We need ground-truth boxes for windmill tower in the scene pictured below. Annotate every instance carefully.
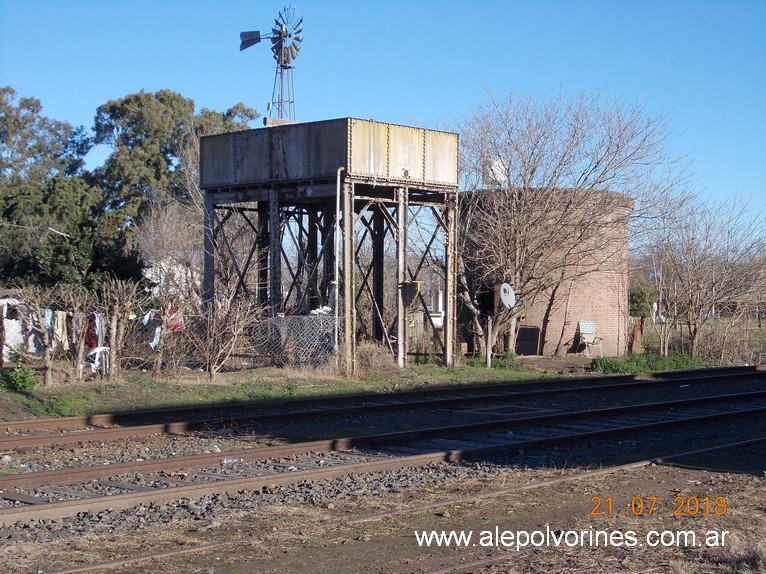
[240,5,304,123]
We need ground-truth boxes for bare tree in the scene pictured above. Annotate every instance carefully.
[16,285,57,386]
[100,278,144,380]
[57,283,95,382]
[183,296,261,383]
[455,91,688,356]
[646,199,765,357]
[138,201,203,303]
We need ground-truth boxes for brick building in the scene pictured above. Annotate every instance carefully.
[460,190,631,357]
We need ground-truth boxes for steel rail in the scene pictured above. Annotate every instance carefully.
[2,388,766,491]
[2,406,764,527]
[40,434,766,574]
[1,391,764,525]
[4,365,763,432]
[3,368,765,450]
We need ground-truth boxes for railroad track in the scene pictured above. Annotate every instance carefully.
[3,365,765,450]
[30,436,766,574]
[1,387,764,526]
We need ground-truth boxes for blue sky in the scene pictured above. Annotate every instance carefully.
[1,0,764,210]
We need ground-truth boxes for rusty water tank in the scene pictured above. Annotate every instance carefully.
[200,118,458,194]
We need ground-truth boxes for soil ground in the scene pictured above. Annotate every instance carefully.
[6,451,763,574]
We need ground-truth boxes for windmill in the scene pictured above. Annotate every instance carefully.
[240,5,304,123]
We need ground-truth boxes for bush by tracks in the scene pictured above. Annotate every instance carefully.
[591,354,705,374]
[0,368,39,392]
[464,353,522,370]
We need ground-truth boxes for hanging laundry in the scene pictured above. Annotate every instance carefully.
[142,309,161,349]
[164,307,185,331]
[44,309,55,342]
[54,310,69,351]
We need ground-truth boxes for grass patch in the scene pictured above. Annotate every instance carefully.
[1,361,562,420]
[3,351,709,421]
[591,354,705,375]
[24,395,92,418]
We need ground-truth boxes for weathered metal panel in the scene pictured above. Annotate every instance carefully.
[308,120,349,178]
[348,119,387,180]
[236,129,271,184]
[388,123,424,181]
[270,122,309,181]
[201,118,458,190]
[200,133,234,187]
[424,129,459,185]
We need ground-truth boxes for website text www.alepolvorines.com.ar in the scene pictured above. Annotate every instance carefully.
[414,525,730,551]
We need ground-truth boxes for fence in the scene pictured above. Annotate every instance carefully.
[119,309,343,377]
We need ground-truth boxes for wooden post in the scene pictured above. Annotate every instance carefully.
[486,315,493,369]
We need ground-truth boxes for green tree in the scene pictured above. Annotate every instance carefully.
[0,86,89,187]
[630,282,658,318]
[1,86,256,288]
[0,175,141,286]
[94,90,258,218]
[1,86,103,286]
[94,89,195,214]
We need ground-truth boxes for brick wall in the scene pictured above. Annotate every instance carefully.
[459,189,632,358]
[515,208,630,357]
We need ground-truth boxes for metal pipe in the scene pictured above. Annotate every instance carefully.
[334,167,344,366]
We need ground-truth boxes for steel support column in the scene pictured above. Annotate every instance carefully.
[202,195,216,304]
[396,187,408,368]
[444,192,458,367]
[342,182,356,373]
[257,202,270,307]
[269,190,282,317]
[372,205,386,342]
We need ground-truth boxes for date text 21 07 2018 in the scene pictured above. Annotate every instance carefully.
[590,496,727,517]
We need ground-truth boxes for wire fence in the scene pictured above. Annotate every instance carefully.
[122,311,341,377]
[3,299,343,381]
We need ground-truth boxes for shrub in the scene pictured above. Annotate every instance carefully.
[492,353,520,370]
[590,357,634,374]
[464,353,521,370]
[591,354,705,375]
[1,368,40,392]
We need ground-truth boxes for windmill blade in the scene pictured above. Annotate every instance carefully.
[288,44,298,62]
[291,39,302,52]
[239,30,262,51]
